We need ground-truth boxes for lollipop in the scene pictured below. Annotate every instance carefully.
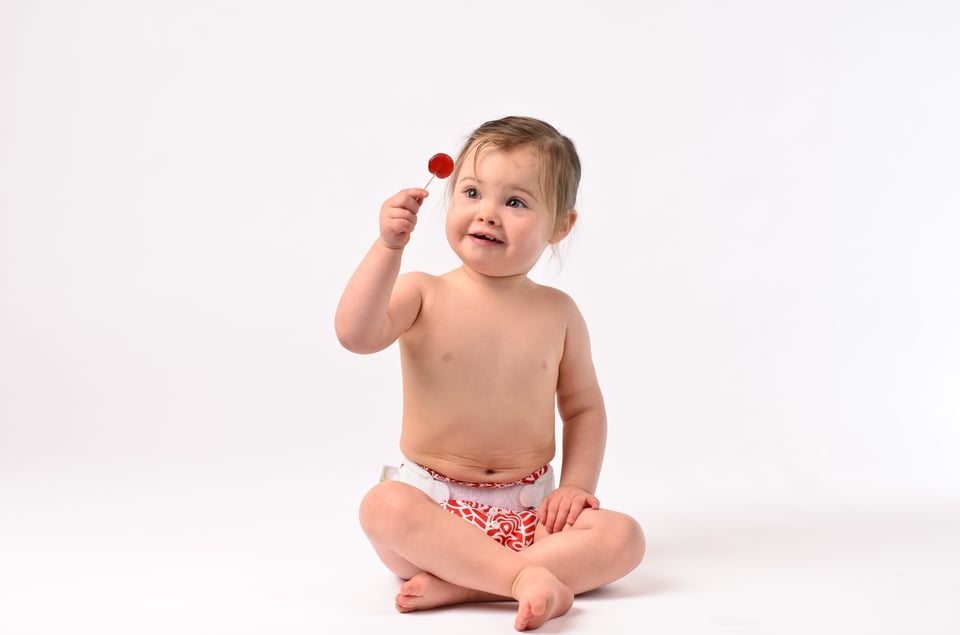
[423,152,454,191]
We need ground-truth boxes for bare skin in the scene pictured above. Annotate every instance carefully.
[396,507,644,613]
[337,143,645,630]
[367,481,643,626]
[360,480,582,630]
[405,568,573,631]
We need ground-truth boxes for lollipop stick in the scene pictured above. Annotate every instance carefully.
[415,176,435,205]
[422,174,436,191]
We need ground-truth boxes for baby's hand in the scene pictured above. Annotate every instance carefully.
[537,486,600,534]
[379,188,429,250]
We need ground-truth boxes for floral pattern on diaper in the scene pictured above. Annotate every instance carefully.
[441,500,539,552]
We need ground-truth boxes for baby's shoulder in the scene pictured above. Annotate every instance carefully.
[528,281,580,311]
[395,270,441,293]
[397,270,436,285]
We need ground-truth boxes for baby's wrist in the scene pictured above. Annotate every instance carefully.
[377,236,406,251]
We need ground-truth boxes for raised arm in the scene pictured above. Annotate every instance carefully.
[334,188,428,354]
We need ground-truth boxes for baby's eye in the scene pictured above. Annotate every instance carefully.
[506,197,527,209]
[464,187,478,199]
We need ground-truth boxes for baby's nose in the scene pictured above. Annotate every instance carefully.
[476,206,500,225]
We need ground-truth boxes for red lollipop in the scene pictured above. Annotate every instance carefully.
[423,152,454,191]
[428,153,454,179]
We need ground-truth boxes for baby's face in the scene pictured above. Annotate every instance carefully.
[445,144,555,279]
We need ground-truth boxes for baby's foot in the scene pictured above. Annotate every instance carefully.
[511,565,574,631]
[396,572,500,612]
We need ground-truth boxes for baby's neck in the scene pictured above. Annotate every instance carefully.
[451,265,535,293]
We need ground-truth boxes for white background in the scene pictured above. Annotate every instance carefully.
[2,1,959,633]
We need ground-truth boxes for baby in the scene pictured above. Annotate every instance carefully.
[335,116,645,631]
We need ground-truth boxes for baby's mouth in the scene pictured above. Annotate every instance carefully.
[471,232,502,243]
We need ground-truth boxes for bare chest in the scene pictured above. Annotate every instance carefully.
[401,294,566,391]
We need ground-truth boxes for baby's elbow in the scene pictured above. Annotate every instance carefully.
[335,321,385,354]
[336,331,360,353]
[334,316,362,352]
[335,325,369,354]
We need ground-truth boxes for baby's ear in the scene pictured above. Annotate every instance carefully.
[550,209,578,244]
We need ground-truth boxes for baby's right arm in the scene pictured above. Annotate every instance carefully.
[334,188,428,354]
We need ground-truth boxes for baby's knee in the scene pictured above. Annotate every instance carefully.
[626,516,646,566]
[358,480,421,537]
[607,512,646,567]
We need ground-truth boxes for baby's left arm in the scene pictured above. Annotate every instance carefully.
[539,299,607,533]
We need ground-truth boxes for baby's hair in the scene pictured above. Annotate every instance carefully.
[448,116,581,233]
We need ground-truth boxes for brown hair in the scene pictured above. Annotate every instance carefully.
[448,116,581,233]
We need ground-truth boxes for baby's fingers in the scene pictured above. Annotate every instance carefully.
[563,493,599,527]
[380,189,429,217]
[542,496,570,534]
[395,188,429,211]
[538,497,558,533]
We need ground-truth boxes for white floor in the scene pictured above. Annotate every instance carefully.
[2,462,958,635]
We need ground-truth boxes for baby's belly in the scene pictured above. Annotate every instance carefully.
[400,423,556,484]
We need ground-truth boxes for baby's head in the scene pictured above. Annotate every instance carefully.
[449,116,581,235]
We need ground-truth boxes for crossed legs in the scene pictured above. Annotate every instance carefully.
[359,480,645,631]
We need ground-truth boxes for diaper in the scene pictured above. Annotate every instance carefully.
[381,459,555,551]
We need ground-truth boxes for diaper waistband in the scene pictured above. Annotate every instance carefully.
[389,459,555,512]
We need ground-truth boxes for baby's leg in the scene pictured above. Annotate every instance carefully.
[359,480,573,630]
[523,507,645,594]
[396,567,571,632]
[395,507,644,610]
[396,571,497,612]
